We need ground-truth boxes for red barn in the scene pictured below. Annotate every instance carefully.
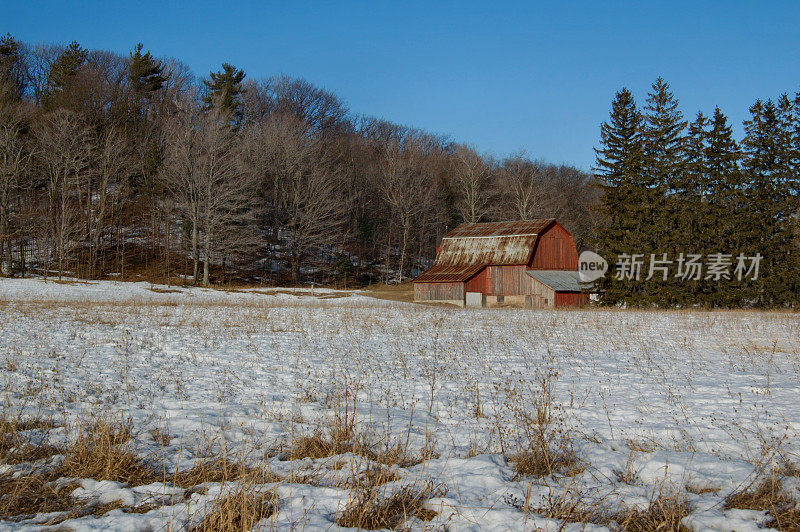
[413,219,588,308]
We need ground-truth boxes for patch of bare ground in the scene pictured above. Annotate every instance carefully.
[360,282,414,303]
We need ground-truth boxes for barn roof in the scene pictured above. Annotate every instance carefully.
[414,219,556,283]
[526,270,583,292]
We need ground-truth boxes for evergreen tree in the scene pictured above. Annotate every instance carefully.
[678,111,709,305]
[592,88,646,305]
[742,99,799,306]
[44,41,87,108]
[202,63,246,127]
[641,78,686,305]
[704,108,747,306]
[0,33,24,103]
[128,43,168,98]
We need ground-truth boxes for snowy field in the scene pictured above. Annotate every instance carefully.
[1,278,799,530]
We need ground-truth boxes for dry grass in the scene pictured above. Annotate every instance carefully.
[361,282,414,303]
[0,415,59,465]
[336,481,439,530]
[725,475,800,531]
[286,429,364,461]
[611,490,691,531]
[57,417,162,486]
[0,472,77,520]
[0,412,284,525]
[502,370,583,479]
[172,457,281,489]
[507,482,691,531]
[192,488,278,532]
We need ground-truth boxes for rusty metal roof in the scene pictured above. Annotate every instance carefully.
[526,270,583,292]
[413,264,484,283]
[414,219,556,283]
[442,219,554,239]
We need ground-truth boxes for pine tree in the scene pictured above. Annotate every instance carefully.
[128,43,168,98]
[202,63,246,127]
[44,41,87,109]
[742,99,799,306]
[679,111,709,305]
[0,33,24,103]
[641,78,686,305]
[704,108,746,306]
[592,88,646,305]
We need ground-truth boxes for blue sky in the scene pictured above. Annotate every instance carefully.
[3,1,799,170]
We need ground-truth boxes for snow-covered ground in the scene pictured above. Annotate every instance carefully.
[1,278,799,530]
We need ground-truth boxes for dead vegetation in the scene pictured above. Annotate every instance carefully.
[0,473,77,521]
[172,457,281,488]
[0,415,59,464]
[0,411,284,526]
[507,482,691,531]
[499,369,583,479]
[336,479,440,530]
[724,474,800,531]
[192,488,278,532]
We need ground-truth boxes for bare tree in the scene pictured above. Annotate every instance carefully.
[35,109,93,278]
[379,135,438,282]
[242,114,347,282]
[266,75,349,135]
[0,108,31,275]
[21,42,62,105]
[86,126,131,278]
[495,153,551,221]
[451,145,491,223]
[163,107,258,286]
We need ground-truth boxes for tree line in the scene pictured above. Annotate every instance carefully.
[594,78,800,307]
[0,35,597,286]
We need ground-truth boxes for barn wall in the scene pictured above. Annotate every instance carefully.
[465,267,489,294]
[527,278,556,308]
[484,265,535,296]
[529,223,579,270]
[554,292,589,307]
[414,282,465,303]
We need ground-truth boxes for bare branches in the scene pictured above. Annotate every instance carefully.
[243,113,347,282]
[451,145,491,224]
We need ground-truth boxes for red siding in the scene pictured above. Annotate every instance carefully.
[465,267,489,293]
[529,223,578,270]
[554,292,589,307]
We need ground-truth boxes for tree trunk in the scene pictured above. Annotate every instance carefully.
[202,232,211,286]
[0,201,8,275]
[192,218,199,284]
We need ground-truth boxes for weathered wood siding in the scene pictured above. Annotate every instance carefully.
[414,282,465,302]
[485,265,533,295]
[529,223,578,270]
[527,278,556,308]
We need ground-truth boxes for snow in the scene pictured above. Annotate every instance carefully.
[1,278,799,530]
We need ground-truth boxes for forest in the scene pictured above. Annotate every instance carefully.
[594,79,800,307]
[0,35,597,287]
[0,34,797,306]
